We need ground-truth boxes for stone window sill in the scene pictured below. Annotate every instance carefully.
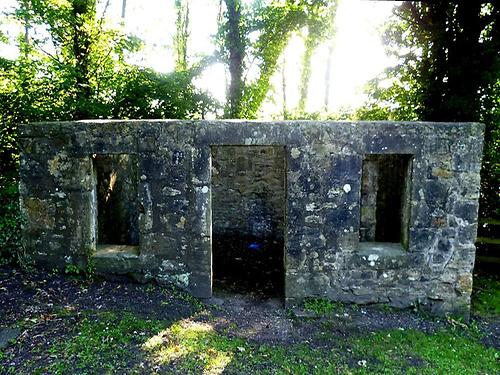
[354,242,408,269]
[359,242,406,257]
[92,244,140,275]
[94,244,139,259]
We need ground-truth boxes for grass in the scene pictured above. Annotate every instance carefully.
[303,297,344,315]
[4,309,496,374]
[472,274,500,317]
[352,329,499,374]
[161,285,206,313]
[142,320,345,374]
[44,312,164,374]
[476,236,500,245]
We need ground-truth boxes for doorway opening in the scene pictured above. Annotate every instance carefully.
[211,146,285,298]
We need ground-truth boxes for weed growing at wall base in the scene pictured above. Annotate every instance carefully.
[303,297,344,315]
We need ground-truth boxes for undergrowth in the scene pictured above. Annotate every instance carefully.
[0,175,24,267]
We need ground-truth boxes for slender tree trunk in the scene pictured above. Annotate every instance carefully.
[281,55,287,119]
[72,0,96,120]
[323,42,333,113]
[174,0,190,71]
[121,0,127,19]
[217,0,223,26]
[224,0,244,118]
[18,0,31,58]
[297,33,316,114]
[24,18,29,50]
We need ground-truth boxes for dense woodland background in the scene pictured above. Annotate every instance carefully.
[0,0,499,265]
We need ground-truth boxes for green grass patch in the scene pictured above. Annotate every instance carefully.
[142,319,500,374]
[472,274,500,317]
[44,312,164,374]
[142,319,346,374]
[476,236,500,245]
[479,218,500,225]
[351,328,499,374]
[303,297,343,315]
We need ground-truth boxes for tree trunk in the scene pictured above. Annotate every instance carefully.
[323,42,333,113]
[121,0,127,19]
[174,0,190,71]
[224,0,244,118]
[297,32,316,114]
[18,0,31,58]
[281,55,287,119]
[418,1,485,122]
[72,0,95,120]
[446,0,483,121]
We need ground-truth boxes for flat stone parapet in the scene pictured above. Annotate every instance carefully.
[19,120,485,319]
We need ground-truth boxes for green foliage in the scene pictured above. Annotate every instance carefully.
[367,1,500,123]
[218,0,334,118]
[354,77,420,122]
[297,1,337,113]
[472,274,500,317]
[111,66,218,120]
[0,176,23,267]
[303,297,342,315]
[0,0,216,129]
[352,328,499,374]
[63,257,95,279]
[478,80,500,217]
[63,264,83,276]
[174,0,190,71]
[162,285,206,312]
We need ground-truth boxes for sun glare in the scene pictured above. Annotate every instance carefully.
[0,0,400,116]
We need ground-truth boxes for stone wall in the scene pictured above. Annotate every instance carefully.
[19,120,485,318]
[211,146,285,241]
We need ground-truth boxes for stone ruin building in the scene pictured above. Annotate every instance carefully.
[19,120,484,318]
